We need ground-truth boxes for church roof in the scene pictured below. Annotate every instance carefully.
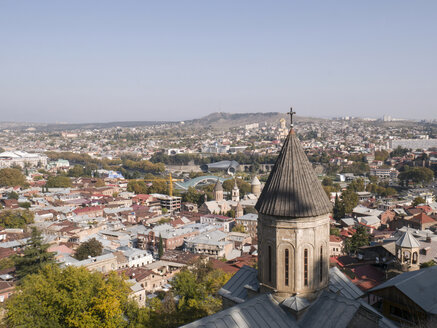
[251,176,261,186]
[255,129,332,218]
[395,229,421,248]
[185,266,396,328]
[181,293,298,328]
[213,180,223,192]
[218,265,258,304]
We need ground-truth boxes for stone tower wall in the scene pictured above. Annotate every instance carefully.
[258,213,330,298]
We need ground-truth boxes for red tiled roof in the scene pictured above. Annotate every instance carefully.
[411,212,436,224]
[73,206,103,215]
[330,235,342,243]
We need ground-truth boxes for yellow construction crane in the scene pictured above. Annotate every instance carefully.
[144,173,183,197]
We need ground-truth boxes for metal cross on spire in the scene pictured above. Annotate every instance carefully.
[287,107,296,128]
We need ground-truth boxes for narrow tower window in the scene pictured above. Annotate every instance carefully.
[268,246,272,282]
[285,249,289,286]
[304,248,308,287]
[320,246,323,282]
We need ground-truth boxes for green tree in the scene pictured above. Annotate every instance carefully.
[322,177,333,186]
[14,228,56,280]
[182,187,204,207]
[232,223,246,233]
[347,178,365,192]
[222,179,251,196]
[94,178,106,187]
[7,191,19,199]
[344,226,370,254]
[46,175,72,188]
[420,260,436,269]
[0,168,26,187]
[170,260,230,326]
[74,238,103,260]
[6,264,137,328]
[374,150,389,161]
[127,180,148,194]
[412,196,426,207]
[399,167,434,186]
[0,209,34,229]
[333,194,345,220]
[390,146,410,157]
[341,189,359,213]
[158,234,164,258]
[68,165,85,177]
[330,227,340,236]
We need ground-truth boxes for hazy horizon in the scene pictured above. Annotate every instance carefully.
[1,1,436,123]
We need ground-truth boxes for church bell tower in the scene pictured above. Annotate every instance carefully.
[255,109,333,299]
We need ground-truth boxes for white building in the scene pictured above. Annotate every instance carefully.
[0,151,48,168]
[119,247,154,268]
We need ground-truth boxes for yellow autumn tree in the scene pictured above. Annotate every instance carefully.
[6,264,142,328]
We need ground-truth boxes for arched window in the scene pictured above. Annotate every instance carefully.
[285,249,289,286]
[304,248,308,287]
[320,246,323,282]
[268,245,272,282]
[412,252,418,264]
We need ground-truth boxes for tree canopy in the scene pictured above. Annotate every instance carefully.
[74,238,103,260]
[0,168,26,187]
[0,209,34,229]
[46,175,73,188]
[344,226,370,254]
[340,189,359,213]
[412,196,426,207]
[14,228,56,280]
[399,167,434,185]
[222,179,251,196]
[6,264,135,328]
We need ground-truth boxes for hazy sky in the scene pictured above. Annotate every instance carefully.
[1,1,436,123]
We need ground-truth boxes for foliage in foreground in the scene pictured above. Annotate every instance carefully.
[6,265,135,328]
[5,258,232,328]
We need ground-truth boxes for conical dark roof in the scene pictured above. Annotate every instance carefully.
[213,180,223,192]
[255,129,332,218]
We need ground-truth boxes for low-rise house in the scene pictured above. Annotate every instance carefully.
[73,206,104,217]
[118,246,154,268]
[200,214,234,232]
[369,266,437,326]
[235,214,258,238]
[68,253,119,273]
[184,230,234,260]
[407,212,436,230]
[329,235,344,257]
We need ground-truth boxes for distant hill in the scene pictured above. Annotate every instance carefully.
[182,112,326,130]
[0,111,327,131]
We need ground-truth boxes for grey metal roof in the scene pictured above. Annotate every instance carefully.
[299,290,397,328]
[299,291,361,328]
[218,265,259,304]
[181,293,298,328]
[370,265,437,314]
[255,129,332,218]
[282,295,311,312]
[328,267,364,300]
[395,229,421,248]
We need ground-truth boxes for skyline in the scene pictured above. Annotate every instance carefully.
[1,1,437,123]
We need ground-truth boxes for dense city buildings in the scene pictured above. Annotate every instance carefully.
[0,113,436,327]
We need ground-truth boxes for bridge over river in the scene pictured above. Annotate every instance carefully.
[174,175,226,191]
